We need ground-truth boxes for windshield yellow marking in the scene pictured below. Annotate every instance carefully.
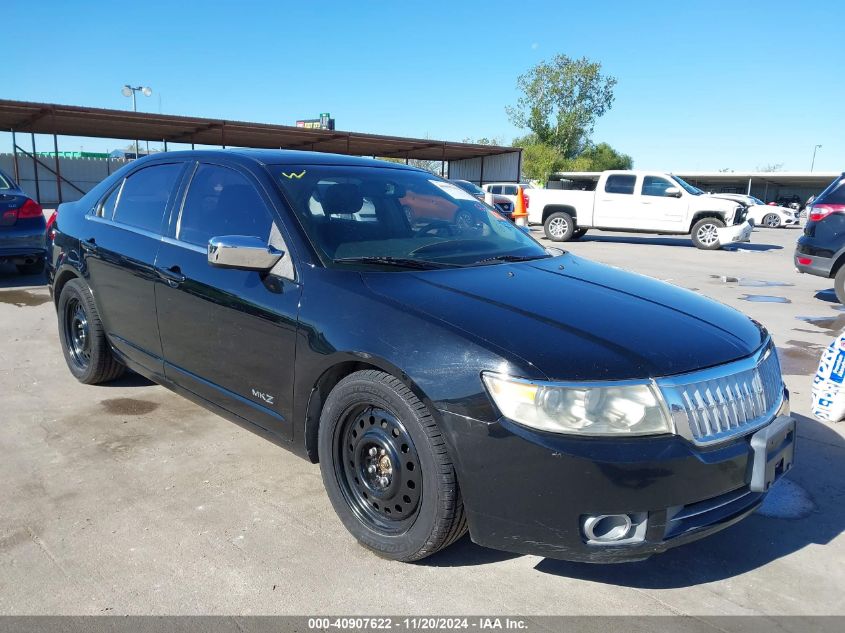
[281,170,306,179]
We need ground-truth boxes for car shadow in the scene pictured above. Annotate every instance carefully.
[98,371,156,388]
[0,263,48,289]
[417,533,521,567]
[531,413,843,588]
[815,288,838,304]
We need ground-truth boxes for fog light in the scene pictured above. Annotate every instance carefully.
[797,257,812,265]
[583,514,633,542]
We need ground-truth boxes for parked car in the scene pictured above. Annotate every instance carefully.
[50,150,793,564]
[481,182,535,206]
[0,167,46,274]
[450,179,514,220]
[710,193,799,228]
[794,173,845,301]
[777,195,802,210]
[523,171,751,250]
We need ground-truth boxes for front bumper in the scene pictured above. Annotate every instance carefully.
[717,220,752,245]
[439,395,792,563]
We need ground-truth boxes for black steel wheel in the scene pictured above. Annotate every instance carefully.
[336,406,423,532]
[318,370,467,561]
[57,278,125,384]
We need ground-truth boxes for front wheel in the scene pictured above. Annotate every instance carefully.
[762,213,782,228]
[543,211,575,242]
[691,217,725,250]
[318,370,467,561]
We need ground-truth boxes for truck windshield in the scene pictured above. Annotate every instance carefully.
[671,176,704,195]
[273,165,549,270]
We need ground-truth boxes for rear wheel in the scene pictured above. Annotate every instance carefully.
[57,279,125,384]
[762,213,781,228]
[691,217,725,250]
[835,266,845,305]
[318,370,467,561]
[543,212,575,242]
[16,259,45,275]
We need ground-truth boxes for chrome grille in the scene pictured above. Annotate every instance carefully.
[657,343,783,445]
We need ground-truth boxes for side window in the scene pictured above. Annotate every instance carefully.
[503,185,518,196]
[97,180,124,219]
[178,164,274,247]
[113,163,183,233]
[604,175,636,195]
[641,176,674,197]
[489,185,503,194]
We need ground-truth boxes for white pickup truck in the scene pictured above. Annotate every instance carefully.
[524,171,752,250]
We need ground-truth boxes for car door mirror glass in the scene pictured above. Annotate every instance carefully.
[207,235,283,271]
[664,187,682,198]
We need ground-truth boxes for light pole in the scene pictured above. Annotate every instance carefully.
[811,144,822,172]
[122,85,152,159]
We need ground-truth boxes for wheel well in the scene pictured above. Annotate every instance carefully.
[831,252,845,277]
[304,360,382,463]
[53,268,81,305]
[542,205,577,224]
[689,212,725,233]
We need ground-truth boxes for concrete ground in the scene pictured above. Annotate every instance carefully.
[0,224,843,619]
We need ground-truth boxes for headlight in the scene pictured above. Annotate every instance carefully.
[481,373,672,436]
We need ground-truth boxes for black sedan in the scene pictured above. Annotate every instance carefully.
[0,167,46,274]
[49,150,793,563]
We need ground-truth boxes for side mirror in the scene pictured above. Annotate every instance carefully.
[664,187,682,198]
[207,235,283,271]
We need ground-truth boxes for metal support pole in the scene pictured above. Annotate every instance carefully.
[747,177,752,196]
[53,133,63,203]
[479,155,485,186]
[31,133,41,204]
[164,140,168,152]
[11,130,20,182]
[405,154,409,165]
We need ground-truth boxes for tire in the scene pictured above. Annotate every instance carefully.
[571,228,588,240]
[543,211,575,242]
[762,213,782,228]
[16,259,45,275]
[691,217,725,250]
[318,370,467,562]
[57,278,125,384]
[454,209,474,230]
[835,266,845,305]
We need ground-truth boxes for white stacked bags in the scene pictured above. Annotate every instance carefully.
[812,331,845,422]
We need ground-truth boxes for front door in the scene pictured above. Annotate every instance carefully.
[154,161,300,439]
[83,161,187,376]
[637,175,688,231]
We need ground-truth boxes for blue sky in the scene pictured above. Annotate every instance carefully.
[4,0,844,171]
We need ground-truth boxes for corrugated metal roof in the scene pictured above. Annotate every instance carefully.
[0,99,517,162]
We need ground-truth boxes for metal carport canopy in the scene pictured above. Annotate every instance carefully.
[0,99,515,161]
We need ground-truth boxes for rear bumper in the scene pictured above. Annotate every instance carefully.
[438,395,791,563]
[795,238,834,277]
[0,221,46,263]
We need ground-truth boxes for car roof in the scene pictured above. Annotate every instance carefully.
[135,148,423,170]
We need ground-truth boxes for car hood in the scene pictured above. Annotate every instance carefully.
[361,254,765,381]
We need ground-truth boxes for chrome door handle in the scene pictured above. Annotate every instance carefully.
[156,265,186,286]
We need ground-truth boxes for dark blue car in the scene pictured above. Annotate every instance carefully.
[48,150,794,563]
[0,167,46,274]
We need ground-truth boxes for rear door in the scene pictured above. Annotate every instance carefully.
[83,161,187,376]
[155,161,301,439]
[593,174,640,228]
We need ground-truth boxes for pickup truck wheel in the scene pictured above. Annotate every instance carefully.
[571,228,588,240]
[762,213,781,228]
[691,217,725,250]
[318,370,467,562]
[543,212,575,242]
[57,278,125,384]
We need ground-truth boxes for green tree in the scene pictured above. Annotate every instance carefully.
[559,143,632,171]
[520,143,564,185]
[506,54,617,158]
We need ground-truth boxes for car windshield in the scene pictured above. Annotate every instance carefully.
[452,180,485,197]
[670,176,704,195]
[749,196,765,205]
[273,165,549,270]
